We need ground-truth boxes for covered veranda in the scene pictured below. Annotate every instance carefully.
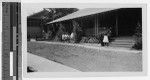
[46,8,142,48]
[47,8,141,37]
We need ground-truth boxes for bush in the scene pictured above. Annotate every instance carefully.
[36,38,44,41]
[80,37,89,43]
[87,37,99,43]
[96,34,103,43]
[132,37,142,50]
[132,22,142,50]
[43,31,53,40]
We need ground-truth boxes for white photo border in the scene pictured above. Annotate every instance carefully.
[22,3,147,78]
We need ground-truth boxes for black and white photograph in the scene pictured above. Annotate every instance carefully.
[17,2,147,78]
[0,0,149,80]
[25,3,145,74]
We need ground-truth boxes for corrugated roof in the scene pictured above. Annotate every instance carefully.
[47,8,118,24]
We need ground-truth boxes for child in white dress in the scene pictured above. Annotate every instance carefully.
[103,34,109,46]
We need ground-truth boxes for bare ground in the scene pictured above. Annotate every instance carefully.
[27,41,142,72]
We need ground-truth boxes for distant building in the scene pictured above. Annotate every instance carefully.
[27,9,50,39]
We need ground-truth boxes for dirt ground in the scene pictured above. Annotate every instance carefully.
[27,41,142,72]
[27,53,80,72]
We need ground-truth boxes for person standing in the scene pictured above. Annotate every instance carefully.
[103,27,110,46]
[103,34,109,46]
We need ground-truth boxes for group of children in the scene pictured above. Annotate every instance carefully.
[61,32,75,42]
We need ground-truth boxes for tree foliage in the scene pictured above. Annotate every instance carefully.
[54,23,66,41]
[41,8,78,23]
[71,20,83,43]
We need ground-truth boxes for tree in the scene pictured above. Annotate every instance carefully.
[54,23,66,41]
[71,20,83,43]
[41,8,78,23]
[40,8,78,40]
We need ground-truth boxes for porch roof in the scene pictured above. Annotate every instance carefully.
[47,8,118,24]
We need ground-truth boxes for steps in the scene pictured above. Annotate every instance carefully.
[109,37,135,48]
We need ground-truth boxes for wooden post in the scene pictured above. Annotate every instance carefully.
[115,11,118,36]
[94,14,99,36]
[94,15,96,35]
[97,14,99,35]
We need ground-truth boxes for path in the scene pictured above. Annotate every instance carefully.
[27,53,80,72]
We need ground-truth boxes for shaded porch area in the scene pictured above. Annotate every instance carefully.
[44,8,142,49]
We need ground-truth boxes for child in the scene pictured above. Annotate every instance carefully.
[103,33,109,46]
